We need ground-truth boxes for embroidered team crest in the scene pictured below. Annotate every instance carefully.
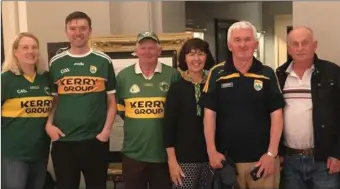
[159,81,169,92]
[129,84,140,93]
[254,79,263,91]
[90,65,97,74]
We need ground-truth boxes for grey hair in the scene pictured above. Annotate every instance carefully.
[227,21,258,41]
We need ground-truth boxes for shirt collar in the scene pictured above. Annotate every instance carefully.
[285,61,315,74]
[224,56,263,73]
[135,61,162,74]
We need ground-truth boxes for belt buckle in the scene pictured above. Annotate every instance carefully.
[298,149,312,156]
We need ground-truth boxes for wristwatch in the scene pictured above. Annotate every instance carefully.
[266,151,277,158]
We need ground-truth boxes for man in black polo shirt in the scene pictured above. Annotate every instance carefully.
[201,21,284,189]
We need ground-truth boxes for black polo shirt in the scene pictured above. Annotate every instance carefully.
[201,58,284,163]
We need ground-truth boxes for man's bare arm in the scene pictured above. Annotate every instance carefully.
[204,108,217,153]
[101,93,117,133]
[46,96,58,126]
[268,109,283,156]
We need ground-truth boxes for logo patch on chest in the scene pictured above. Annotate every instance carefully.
[130,84,140,93]
[159,81,169,92]
[90,65,97,74]
[254,79,263,91]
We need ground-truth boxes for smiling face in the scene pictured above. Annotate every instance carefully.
[287,27,317,62]
[135,39,161,65]
[228,28,258,61]
[14,36,39,66]
[65,18,92,48]
[185,49,206,73]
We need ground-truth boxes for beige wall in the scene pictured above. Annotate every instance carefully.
[262,2,292,68]
[110,2,185,35]
[293,2,340,65]
[274,14,292,68]
[2,1,111,61]
[2,1,185,62]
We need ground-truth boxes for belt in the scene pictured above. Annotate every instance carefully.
[285,147,314,156]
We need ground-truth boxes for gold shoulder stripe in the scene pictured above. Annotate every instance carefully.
[244,73,270,80]
[203,62,225,92]
[217,73,240,81]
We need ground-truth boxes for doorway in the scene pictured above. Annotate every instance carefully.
[214,19,238,63]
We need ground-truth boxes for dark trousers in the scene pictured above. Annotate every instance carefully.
[1,157,47,189]
[51,138,109,189]
[122,154,171,189]
[280,155,340,189]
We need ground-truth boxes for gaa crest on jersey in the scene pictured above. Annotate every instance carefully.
[90,65,97,74]
[129,84,140,93]
[159,81,169,92]
[254,79,263,91]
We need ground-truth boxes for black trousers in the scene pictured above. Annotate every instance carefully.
[51,138,109,189]
[122,154,171,189]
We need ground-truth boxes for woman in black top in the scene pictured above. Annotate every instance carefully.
[163,38,215,189]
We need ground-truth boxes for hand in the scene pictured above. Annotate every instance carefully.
[208,150,225,169]
[279,156,284,171]
[168,159,185,186]
[255,153,276,178]
[96,129,110,142]
[327,157,340,174]
[45,124,65,142]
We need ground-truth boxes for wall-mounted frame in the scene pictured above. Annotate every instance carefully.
[89,32,193,75]
[89,32,193,53]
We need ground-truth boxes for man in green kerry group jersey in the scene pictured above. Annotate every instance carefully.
[116,31,181,189]
[45,11,117,189]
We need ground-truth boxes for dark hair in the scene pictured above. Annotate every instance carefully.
[65,11,92,28]
[178,38,215,71]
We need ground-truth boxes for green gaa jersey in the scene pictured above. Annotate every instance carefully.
[117,62,181,163]
[49,49,116,141]
[1,71,52,161]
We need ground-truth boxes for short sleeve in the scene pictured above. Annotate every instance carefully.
[171,70,181,84]
[200,69,219,111]
[1,73,9,105]
[106,59,116,94]
[265,68,285,113]
[49,62,58,96]
[115,73,125,119]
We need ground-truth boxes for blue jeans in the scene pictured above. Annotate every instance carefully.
[1,157,47,189]
[280,155,340,189]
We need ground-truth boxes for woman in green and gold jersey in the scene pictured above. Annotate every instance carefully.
[1,32,53,189]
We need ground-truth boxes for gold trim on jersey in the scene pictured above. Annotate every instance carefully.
[56,76,106,94]
[2,96,53,118]
[216,73,240,81]
[23,72,37,83]
[124,97,166,119]
[117,104,125,111]
[244,73,270,80]
[203,62,225,93]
